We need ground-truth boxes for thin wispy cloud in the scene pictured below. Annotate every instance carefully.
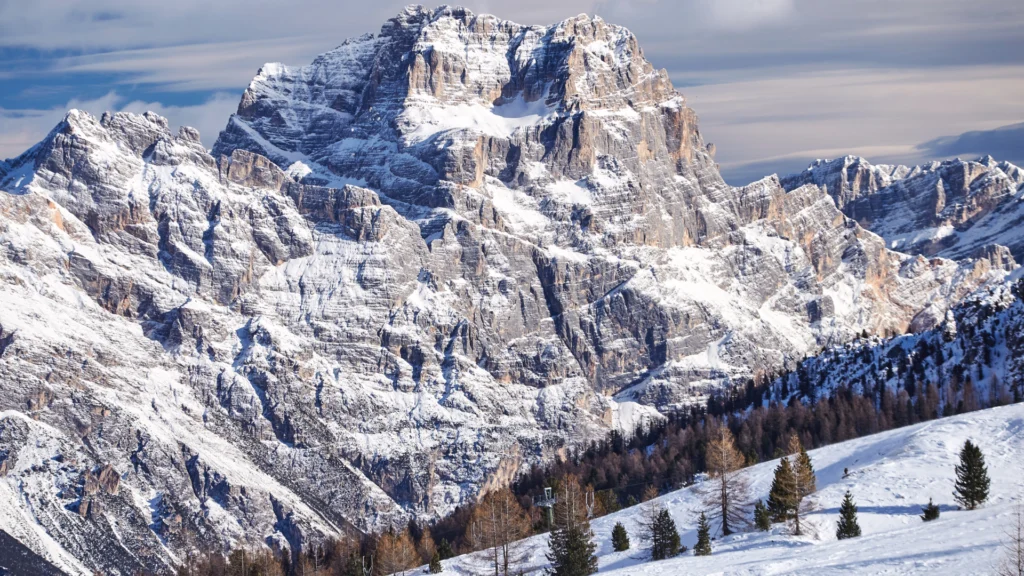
[1,0,1022,182]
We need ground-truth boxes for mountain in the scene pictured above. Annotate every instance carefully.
[0,529,68,576]
[435,402,1024,575]
[773,278,1024,407]
[0,6,1017,574]
[782,155,1024,262]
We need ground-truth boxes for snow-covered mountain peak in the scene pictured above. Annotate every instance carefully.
[0,7,1020,574]
[784,155,1024,261]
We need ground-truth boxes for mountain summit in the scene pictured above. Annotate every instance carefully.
[0,6,1016,574]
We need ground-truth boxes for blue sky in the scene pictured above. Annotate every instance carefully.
[2,0,1023,184]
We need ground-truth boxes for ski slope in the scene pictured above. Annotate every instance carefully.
[435,403,1024,575]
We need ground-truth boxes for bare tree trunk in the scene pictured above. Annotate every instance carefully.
[998,505,1024,576]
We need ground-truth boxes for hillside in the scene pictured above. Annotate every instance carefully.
[436,403,1024,575]
[772,277,1024,408]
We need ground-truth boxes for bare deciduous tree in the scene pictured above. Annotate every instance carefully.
[998,505,1024,576]
[701,426,750,535]
[375,529,418,576]
[466,486,532,576]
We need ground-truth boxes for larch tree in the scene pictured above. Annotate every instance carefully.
[546,474,598,576]
[417,527,437,565]
[997,505,1024,576]
[376,529,418,576]
[702,426,750,536]
[467,486,533,576]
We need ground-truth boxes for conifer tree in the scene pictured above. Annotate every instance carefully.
[953,439,990,510]
[921,498,940,522]
[835,491,861,540]
[789,437,817,535]
[428,551,442,574]
[753,500,772,531]
[611,522,630,552]
[702,427,750,536]
[650,509,681,560]
[767,457,795,522]
[546,475,598,576]
[693,512,713,556]
[437,538,455,560]
[766,437,816,535]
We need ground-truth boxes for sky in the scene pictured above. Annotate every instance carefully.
[1,0,1023,185]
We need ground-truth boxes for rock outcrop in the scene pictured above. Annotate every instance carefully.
[0,6,1015,574]
[783,155,1024,261]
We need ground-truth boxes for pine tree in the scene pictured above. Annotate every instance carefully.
[767,457,795,522]
[429,551,442,574]
[753,499,772,531]
[921,498,940,522]
[650,509,681,560]
[611,522,630,552]
[693,512,713,556]
[835,491,861,539]
[766,437,816,535]
[546,475,598,576]
[437,538,455,560]
[953,440,991,510]
[790,437,817,535]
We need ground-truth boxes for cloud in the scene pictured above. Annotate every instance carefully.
[51,39,330,92]
[2,0,1024,182]
[0,92,239,160]
[684,65,1024,184]
[917,122,1024,166]
[700,0,795,30]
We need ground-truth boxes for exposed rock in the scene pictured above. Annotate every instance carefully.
[783,155,1024,261]
[0,6,1015,575]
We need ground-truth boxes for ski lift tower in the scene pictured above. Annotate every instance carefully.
[534,487,557,528]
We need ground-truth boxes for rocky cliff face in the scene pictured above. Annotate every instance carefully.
[783,155,1024,262]
[0,6,1016,574]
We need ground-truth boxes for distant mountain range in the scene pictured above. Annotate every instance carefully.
[0,5,1020,574]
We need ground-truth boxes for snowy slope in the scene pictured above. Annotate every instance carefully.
[435,403,1024,575]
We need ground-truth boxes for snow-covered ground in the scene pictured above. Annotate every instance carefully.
[436,403,1024,575]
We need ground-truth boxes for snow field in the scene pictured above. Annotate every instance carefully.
[435,403,1024,575]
